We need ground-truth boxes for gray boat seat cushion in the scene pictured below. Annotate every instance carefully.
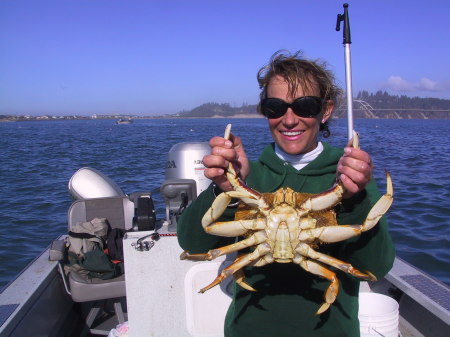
[69,272,126,302]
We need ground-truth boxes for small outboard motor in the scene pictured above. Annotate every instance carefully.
[165,142,211,196]
[68,167,125,200]
[161,142,211,231]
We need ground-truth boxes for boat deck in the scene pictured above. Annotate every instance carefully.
[1,239,449,337]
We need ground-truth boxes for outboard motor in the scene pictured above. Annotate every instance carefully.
[68,167,125,199]
[161,142,211,231]
[165,142,211,195]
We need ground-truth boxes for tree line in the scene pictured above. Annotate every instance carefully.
[354,90,450,110]
[176,91,449,118]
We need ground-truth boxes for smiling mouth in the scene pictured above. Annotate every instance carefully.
[281,130,304,137]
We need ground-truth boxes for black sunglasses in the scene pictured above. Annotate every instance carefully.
[260,96,325,119]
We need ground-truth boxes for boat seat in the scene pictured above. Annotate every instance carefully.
[69,197,134,231]
[69,271,126,303]
[53,196,135,335]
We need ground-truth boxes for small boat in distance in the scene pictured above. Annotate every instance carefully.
[116,117,133,124]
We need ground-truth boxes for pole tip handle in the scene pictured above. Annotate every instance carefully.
[336,3,351,44]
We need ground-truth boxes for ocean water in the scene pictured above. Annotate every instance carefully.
[0,118,449,289]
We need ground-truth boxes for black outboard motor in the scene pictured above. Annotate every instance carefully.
[161,142,211,231]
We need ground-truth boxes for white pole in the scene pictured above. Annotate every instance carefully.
[344,43,354,141]
[336,3,354,142]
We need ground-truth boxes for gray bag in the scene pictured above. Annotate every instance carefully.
[68,217,109,257]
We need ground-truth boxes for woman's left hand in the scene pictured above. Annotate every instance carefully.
[337,140,373,199]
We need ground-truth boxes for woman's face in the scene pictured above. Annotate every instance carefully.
[266,75,333,155]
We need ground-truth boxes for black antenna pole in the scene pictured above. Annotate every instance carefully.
[336,3,354,141]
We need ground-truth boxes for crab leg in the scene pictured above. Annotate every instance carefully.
[180,231,268,261]
[253,253,275,267]
[299,225,363,243]
[234,253,276,291]
[359,171,393,232]
[295,243,376,281]
[293,254,339,314]
[300,204,390,243]
[300,172,393,243]
[199,242,271,293]
[300,132,361,212]
[233,269,257,291]
[302,184,345,212]
[204,218,267,237]
[202,190,260,228]
[223,124,271,212]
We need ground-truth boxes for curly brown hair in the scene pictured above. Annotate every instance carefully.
[256,50,343,137]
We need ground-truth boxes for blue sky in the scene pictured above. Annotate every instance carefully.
[1,0,449,116]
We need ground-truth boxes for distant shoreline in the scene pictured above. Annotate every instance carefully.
[1,110,449,122]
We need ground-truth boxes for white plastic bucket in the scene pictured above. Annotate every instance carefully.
[359,292,399,337]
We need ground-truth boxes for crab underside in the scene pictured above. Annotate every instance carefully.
[181,124,393,314]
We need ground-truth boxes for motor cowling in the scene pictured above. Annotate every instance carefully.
[68,167,125,200]
[161,142,211,230]
[164,142,211,196]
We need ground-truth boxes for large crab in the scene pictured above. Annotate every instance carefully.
[181,124,393,314]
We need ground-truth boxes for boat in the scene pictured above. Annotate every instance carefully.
[0,141,449,337]
[116,118,133,125]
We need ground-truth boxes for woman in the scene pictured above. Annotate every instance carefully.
[177,51,395,337]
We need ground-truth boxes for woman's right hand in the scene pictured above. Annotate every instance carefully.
[202,132,249,192]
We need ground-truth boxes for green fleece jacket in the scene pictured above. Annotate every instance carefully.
[178,142,395,337]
